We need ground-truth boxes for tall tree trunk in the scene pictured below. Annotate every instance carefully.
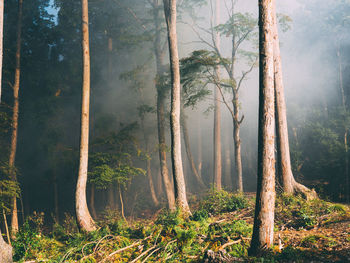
[213,0,222,190]
[0,0,3,102]
[147,157,159,206]
[197,118,202,179]
[233,95,243,192]
[153,1,175,210]
[163,0,190,214]
[75,0,96,232]
[337,48,349,203]
[0,229,12,263]
[249,0,275,256]
[10,0,23,235]
[181,109,205,187]
[272,3,317,200]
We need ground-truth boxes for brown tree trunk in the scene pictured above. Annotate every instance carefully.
[197,118,202,178]
[233,95,243,192]
[75,0,96,232]
[249,0,275,256]
[0,0,3,102]
[181,109,205,187]
[153,0,176,210]
[0,229,12,263]
[147,157,159,206]
[10,0,23,235]
[272,3,317,200]
[213,0,222,190]
[163,0,190,215]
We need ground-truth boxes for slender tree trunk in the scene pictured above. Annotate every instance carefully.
[163,0,190,214]
[337,48,349,203]
[157,168,164,197]
[233,95,243,192]
[197,118,202,178]
[0,0,3,102]
[272,3,317,200]
[181,109,205,187]
[76,0,96,232]
[147,157,159,206]
[9,0,23,235]
[90,185,97,219]
[213,0,222,190]
[249,0,275,256]
[0,229,12,263]
[153,1,176,210]
[224,132,232,190]
[119,186,126,221]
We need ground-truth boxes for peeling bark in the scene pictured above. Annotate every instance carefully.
[163,0,190,215]
[249,0,275,255]
[0,230,12,263]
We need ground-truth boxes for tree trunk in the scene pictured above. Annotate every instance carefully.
[197,118,202,179]
[76,0,96,232]
[0,230,12,263]
[337,48,349,203]
[213,0,222,190]
[163,0,190,215]
[107,186,115,209]
[0,0,3,102]
[233,95,243,192]
[9,0,23,235]
[181,109,205,187]
[272,3,317,200]
[147,158,159,206]
[153,1,175,211]
[249,0,275,256]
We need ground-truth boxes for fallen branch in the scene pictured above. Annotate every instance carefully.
[130,245,156,263]
[99,241,141,263]
[141,247,161,263]
[219,239,242,250]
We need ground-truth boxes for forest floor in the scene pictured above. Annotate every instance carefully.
[10,191,350,262]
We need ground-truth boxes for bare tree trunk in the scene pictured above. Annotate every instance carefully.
[181,109,205,187]
[213,0,222,190]
[153,1,176,210]
[163,0,190,214]
[119,186,126,221]
[249,0,275,256]
[76,0,96,232]
[272,3,317,200]
[0,0,3,102]
[233,96,243,192]
[147,157,159,206]
[0,229,12,263]
[197,118,202,178]
[337,48,349,203]
[9,0,23,235]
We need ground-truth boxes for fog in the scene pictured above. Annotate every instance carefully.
[2,0,350,222]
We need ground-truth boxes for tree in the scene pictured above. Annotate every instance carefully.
[272,4,317,200]
[163,0,190,214]
[0,229,12,263]
[75,0,96,232]
[213,0,222,190]
[249,0,275,256]
[10,0,23,235]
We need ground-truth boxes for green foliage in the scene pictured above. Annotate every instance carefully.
[198,189,248,216]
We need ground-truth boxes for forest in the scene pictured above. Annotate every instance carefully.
[0,0,350,262]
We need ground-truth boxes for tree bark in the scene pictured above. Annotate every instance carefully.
[76,0,96,232]
[153,0,176,210]
[0,229,12,263]
[9,0,23,235]
[181,109,205,187]
[272,3,317,200]
[249,0,275,256]
[233,95,243,192]
[163,0,190,214]
[213,0,222,190]
[0,0,3,102]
